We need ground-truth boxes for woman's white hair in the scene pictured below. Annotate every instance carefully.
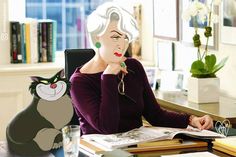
[87,2,139,47]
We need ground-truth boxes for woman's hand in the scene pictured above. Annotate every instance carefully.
[189,115,213,130]
[103,57,128,75]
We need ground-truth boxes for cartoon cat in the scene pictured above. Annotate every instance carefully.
[6,70,74,156]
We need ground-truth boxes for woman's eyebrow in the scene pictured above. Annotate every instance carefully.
[110,30,122,36]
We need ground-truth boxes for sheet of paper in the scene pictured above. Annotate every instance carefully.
[82,126,224,149]
[161,151,219,157]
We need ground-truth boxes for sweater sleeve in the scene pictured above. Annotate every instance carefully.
[70,74,120,134]
[135,61,190,128]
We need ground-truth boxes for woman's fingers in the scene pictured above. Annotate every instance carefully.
[120,61,128,74]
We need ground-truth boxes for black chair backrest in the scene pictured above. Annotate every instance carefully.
[64,49,95,125]
[64,49,96,80]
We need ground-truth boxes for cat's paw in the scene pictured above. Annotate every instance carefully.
[33,128,61,151]
[52,141,63,149]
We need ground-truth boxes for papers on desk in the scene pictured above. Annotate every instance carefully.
[213,136,236,156]
[82,126,225,150]
[161,151,219,157]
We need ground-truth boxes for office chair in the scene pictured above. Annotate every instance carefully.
[64,49,96,80]
[64,49,130,125]
[64,49,95,125]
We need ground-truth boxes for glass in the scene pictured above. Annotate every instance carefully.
[26,6,43,19]
[66,7,85,48]
[62,125,80,157]
[66,35,82,49]
[65,7,83,34]
[46,6,62,34]
[26,0,110,52]
[26,0,42,2]
[47,0,61,2]
[57,36,63,51]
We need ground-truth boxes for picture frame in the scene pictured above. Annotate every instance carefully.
[181,0,219,50]
[156,42,175,71]
[158,71,184,91]
[144,67,157,90]
[153,0,179,41]
[221,0,236,45]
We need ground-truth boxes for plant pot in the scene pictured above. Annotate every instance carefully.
[187,77,220,103]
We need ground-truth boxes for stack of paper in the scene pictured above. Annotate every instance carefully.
[213,136,236,156]
[82,126,224,150]
[79,126,229,155]
[161,151,219,157]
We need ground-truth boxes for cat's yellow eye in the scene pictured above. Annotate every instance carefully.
[40,80,48,84]
[54,77,58,82]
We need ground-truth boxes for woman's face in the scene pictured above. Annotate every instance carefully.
[97,20,129,63]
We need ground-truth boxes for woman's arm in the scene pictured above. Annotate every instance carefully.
[70,74,120,134]
[134,61,190,128]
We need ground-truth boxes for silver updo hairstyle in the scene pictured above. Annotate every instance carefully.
[86,2,139,48]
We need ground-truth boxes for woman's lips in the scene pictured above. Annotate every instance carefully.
[114,51,122,57]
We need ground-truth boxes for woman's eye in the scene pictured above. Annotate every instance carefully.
[111,36,120,41]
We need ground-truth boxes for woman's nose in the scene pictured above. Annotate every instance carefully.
[117,40,125,50]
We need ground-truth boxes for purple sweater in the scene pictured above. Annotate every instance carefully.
[70,58,190,135]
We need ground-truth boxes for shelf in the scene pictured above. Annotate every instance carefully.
[0,52,65,74]
[0,62,64,74]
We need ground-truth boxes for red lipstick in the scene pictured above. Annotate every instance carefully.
[114,51,122,57]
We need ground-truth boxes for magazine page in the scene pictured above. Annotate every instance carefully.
[151,126,226,139]
[82,126,225,149]
[82,127,171,149]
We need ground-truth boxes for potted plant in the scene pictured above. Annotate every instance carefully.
[182,0,228,103]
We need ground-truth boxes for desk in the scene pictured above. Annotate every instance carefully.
[133,147,231,157]
[155,91,236,128]
[78,142,232,157]
[0,140,232,157]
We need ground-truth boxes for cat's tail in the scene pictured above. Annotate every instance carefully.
[6,126,48,156]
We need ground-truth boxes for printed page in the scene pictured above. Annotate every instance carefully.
[82,126,225,149]
[82,127,170,149]
[152,126,226,139]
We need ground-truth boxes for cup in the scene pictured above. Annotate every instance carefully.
[62,125,80,157]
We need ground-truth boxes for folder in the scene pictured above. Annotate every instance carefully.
[213,136,236,156]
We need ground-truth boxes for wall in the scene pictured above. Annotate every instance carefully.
[151,2,236,98]
[1,0,236,98]
[113,0,154,65]
[0,0,10,64]
[173,5,236,98]
[0,0,25,65]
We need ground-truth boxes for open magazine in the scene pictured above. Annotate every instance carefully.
[81,126,225,149]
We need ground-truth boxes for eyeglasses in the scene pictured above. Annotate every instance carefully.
[118,73,125,95]
[118,73,136,103]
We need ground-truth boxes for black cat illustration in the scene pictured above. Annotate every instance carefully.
[6,69,74,156]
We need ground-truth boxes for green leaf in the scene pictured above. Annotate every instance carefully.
[190,60,205,75]
[205,54,216,72]
[212,57,229,74]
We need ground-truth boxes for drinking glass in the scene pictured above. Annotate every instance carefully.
[62,125,80,157]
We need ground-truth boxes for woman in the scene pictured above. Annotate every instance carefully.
[70,2,213,135]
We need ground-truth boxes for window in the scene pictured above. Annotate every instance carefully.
[26,0,108,51]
